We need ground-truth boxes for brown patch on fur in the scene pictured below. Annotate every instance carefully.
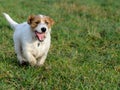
[27,15,41,29]
[27,15,54,29]
[44,16,54,28]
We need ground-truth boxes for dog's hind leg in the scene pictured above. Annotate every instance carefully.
[14,42,26,65]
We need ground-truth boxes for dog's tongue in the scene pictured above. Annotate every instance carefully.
[35,32,45,41]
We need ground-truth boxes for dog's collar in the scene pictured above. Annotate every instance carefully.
[38,43,40,47]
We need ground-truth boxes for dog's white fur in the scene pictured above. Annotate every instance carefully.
[3,13,54,66]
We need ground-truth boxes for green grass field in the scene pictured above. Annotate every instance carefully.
[0,0,120,90]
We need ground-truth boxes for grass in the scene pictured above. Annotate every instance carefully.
[0,0,120,89]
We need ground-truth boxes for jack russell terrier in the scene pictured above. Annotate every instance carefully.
[3,13,54,66]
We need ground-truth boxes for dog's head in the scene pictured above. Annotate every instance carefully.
[27,15,54,41]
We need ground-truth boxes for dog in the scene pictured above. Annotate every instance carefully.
[3,13,54,66]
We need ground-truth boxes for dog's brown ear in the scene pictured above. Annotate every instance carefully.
[27,15,35,25]
[48,17,55,26]
[45,16,55,27]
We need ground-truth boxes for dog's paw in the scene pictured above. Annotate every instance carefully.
[29,60,37,67]
[36,63,44,67]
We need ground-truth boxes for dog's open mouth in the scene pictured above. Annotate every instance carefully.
[35,31,45,41]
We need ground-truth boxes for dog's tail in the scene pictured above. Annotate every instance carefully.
[3,13,18,30]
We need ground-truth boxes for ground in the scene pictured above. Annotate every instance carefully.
[0,0,120,90]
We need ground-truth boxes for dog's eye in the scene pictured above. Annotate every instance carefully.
[35,21,39,24]
[45,21,49,25]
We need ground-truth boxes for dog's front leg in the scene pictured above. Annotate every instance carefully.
[36,54,47,66]
[24,51,37,66]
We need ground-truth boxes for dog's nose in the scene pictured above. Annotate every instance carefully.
[41,27,46,32]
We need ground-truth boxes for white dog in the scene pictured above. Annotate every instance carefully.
[3,13,54,66]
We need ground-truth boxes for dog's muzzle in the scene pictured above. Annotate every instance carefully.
[35,31,45,42]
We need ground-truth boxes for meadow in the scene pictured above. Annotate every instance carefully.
[0,0,120,90]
